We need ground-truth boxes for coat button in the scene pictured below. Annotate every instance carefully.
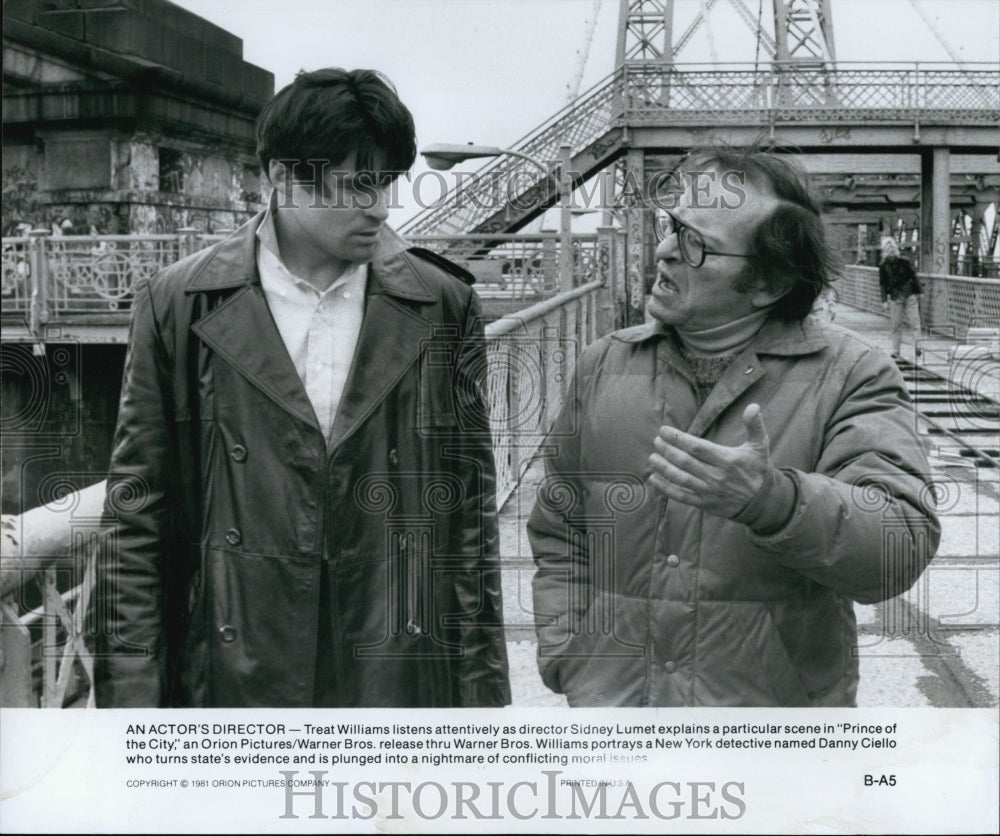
[231,444,247,462]
[663,661,677,673]
[743,366,754,375]
[666,554,680,567]
[225,528,242,546]
[388,448,399,466]
[219,625,237,643]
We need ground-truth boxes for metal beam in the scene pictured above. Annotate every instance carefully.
[726,0,777,56]
[673,0,723,57]
[628,124,1000,155]
[618,0,673,63]
[773,0,836,65]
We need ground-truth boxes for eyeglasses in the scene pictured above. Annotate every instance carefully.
[653,209,757,268]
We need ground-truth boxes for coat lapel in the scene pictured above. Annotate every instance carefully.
[685,317,828,438]
[619,317,830,439]
[187,216,319,430]
[328,250,437,452]
[686,349,764,438]
[185,220,441,447]
[192,283,319,429]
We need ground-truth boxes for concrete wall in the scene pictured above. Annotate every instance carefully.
[0,343,126,516]
[2,130,266,234]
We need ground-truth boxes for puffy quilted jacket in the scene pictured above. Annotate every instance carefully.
[529,317,939,707]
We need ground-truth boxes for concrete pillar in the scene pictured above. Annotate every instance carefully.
[596,226,619,335]
[967,202,989,277]
[623,148,647,326]
[920,148,951,275]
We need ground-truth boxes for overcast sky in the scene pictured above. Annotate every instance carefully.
[171,0,999,226]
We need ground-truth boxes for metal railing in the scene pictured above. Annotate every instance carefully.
[838,265,1000,336]
[486,280,605,506]
[0,275,613,707]
[1,230,229,337]
[623,61,1000,124]
[401,71,622,236]
[409,233,603,301]
[1,231,600,336]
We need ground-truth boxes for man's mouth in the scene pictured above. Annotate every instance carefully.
[656,273,679,293]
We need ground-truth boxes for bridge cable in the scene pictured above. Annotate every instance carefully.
[907,0,967,66]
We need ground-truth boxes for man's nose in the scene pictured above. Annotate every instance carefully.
[362,187,390,222]
[654,234,681,263]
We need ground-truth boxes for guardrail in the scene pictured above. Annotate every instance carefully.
[1,229,229,337]
[2,231,600,337]
[409,233,602,301]
[837,265,1000,336]
[486,279,605,505]
[0,277,613,707]
[622,62,1000,125]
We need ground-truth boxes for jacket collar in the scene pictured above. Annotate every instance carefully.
[183,210,434,303]
[616,316,829,438]
[187,210,437,451]
[613,315,829,357]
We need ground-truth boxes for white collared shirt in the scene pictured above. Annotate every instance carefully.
[256,205,367,441]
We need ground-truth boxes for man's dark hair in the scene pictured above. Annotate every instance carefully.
[255,68,416,181]
[681,145,839,320]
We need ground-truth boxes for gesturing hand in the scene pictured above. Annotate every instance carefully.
[648,403,774,519]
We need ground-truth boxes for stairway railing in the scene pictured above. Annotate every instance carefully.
[401,70,624,236]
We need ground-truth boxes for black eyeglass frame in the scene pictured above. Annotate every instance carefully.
[653,209,758,268]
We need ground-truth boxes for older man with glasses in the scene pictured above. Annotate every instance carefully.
[528,146,939,708]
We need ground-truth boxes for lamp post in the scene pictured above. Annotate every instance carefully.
[421,142,575,293]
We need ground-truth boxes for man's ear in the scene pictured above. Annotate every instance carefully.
[751,283,787,309]
[742,263,789,309]
[267,159,286,186]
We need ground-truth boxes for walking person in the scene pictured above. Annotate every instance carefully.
[879,237,923,361]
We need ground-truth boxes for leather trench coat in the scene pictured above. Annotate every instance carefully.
[95,217,511,708]
[529,317,940,707]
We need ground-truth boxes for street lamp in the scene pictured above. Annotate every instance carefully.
[420,142,575,293]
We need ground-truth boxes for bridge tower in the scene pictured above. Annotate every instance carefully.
[615,0,836,66]
[772,0,835,64]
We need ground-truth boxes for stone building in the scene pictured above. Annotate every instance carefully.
[2,0,274,235]
[2,0,274,515]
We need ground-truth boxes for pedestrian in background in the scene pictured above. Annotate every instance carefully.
[879,237,923,360]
